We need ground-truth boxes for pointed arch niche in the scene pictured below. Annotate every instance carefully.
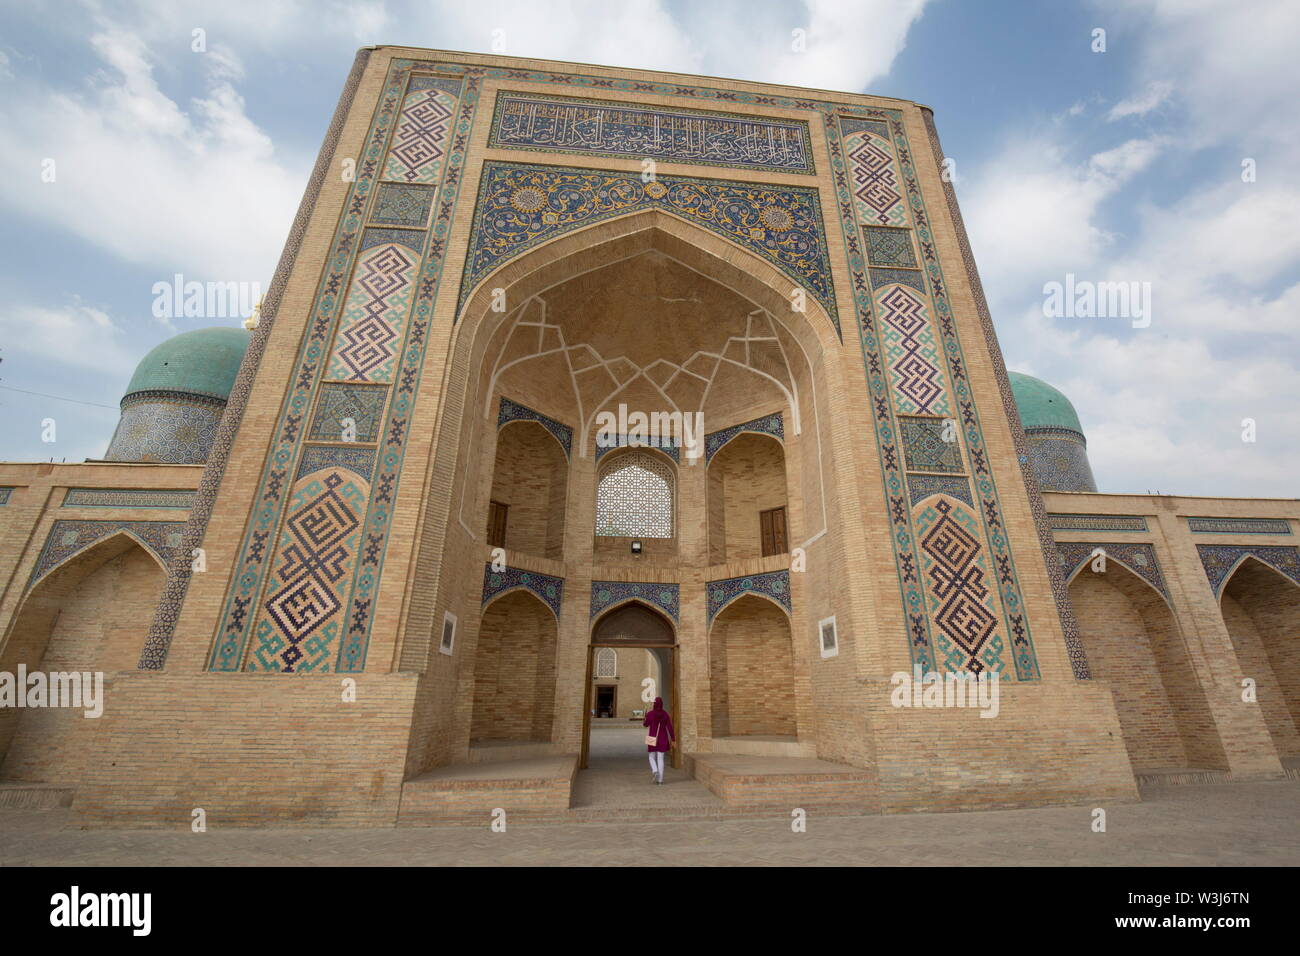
[1067,560,1225,771]
[708,430,789,563]
[1220,557,1300,758]
[0,533,165,783]
[709,593,797,739]
[470,589,558,745]
[488,418,569,558]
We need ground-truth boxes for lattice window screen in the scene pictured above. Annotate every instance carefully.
[595,647,617,678]
[595,452,674,538]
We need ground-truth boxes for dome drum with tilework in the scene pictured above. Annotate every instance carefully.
[1008,371,1098,493]
[105,327,251,464]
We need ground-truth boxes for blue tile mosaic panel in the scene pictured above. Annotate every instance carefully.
[590,581,680,622]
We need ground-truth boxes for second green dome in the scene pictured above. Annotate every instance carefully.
[1008,371,1085,435]
[123,326,251,402]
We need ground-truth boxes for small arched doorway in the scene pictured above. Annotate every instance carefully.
[582,601,678,770]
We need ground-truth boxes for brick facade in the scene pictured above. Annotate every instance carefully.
[0,49,1295,825]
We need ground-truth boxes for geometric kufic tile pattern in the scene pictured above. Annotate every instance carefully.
[1196,544,1300,597]
[248,470,368,672]
[898,415,964,474]
[370,182,436,228]
[488,91,814,174]
[1047,513,1147,532]
[308,382,388,444]
[846,131,906,226]
[61,488,196,510]
[460,162,839,337]
[482,564,564,619]
[1057,541,1169,600]
[876,283,948,415]
[333,69,478,674]
[907,474,972,508]
[590,581,681,622]
[383,78,458,184]
[831,109,1040,680]
[26,518,186,592]
[704,412,784,463]
[1187,516,1291,535]
[915,498,1005,676]
[919,109,1082,680]
[706,570,791,623]
[498,397,573,458]
[326,240,418,384]
[864,226,918,268]
[211,60,472,674]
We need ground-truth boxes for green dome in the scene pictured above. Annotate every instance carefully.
[1008,371,1084,435]
[124,327,250,401]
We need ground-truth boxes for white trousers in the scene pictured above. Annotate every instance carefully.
[647,751,664,777]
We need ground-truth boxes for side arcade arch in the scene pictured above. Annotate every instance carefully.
[1066,559,1226,770]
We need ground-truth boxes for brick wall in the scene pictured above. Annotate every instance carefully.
[1069,570,1189,769]
[708,432,788,563]
[709,594,797,737]
[1222,560,1300,757]
[489,420,568,558]
[1,535,166,782]
[73,673,417,827]
[471,590,558,741]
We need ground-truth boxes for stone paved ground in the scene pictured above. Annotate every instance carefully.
[1,777,1297,866]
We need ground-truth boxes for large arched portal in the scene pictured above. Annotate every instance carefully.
[402,212,845,781]
[1069,562,1225,771]
[0,534,165,783]
[1220,558,1300,759]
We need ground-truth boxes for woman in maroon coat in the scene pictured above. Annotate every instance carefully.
[643,697,674,784]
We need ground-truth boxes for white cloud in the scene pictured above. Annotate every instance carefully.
[0,25,302,286]
[1095,0,1300,150]
[1107,80,1172,120]
[0,300,139,377]
[964,1,1300,497]
[765,0,930,93]
[963,135,1162,296]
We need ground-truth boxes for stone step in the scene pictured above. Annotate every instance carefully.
[1135,768,1233,787]
[398,801,874,828]
[397,756,577,826]
[0,784,75,809]
[688,753,876,809]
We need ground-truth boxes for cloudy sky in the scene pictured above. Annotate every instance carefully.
[0,0,1296,498]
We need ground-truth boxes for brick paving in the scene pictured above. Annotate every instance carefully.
[1,777,1297,866]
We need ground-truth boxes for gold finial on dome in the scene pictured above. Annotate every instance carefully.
[243,297,264,331]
